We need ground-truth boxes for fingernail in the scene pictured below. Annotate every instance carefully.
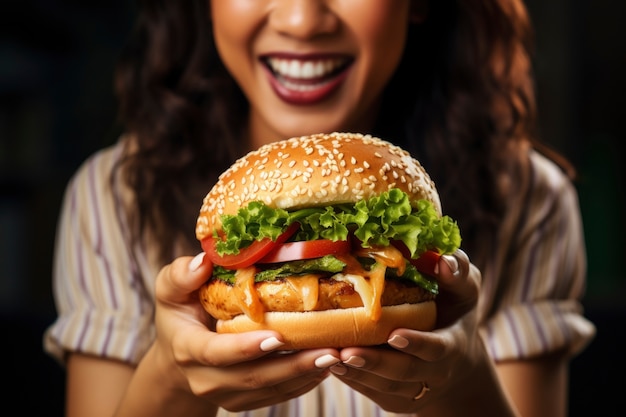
[441,255,459,275]
[388,335,409,349]
[315,354,341,369]
[344,356,366,368]
[189,252,206,272]
[260,337,285,352]
[330,364,348,375]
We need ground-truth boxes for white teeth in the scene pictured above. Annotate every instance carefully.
[281,78,332,92]
[267,58,346,80]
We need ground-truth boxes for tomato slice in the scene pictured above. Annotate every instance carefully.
[391,241,441,276]
[201,222,300,270]
[259,239,351,264]
[408,250,441,276]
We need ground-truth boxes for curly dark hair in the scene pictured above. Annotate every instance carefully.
[113,0,565,267]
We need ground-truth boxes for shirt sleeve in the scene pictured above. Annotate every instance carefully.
[481,152,596,361]
[43,145,155,365]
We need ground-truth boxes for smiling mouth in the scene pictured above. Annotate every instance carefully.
[262,56,353,104]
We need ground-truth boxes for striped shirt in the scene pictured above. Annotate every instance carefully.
[43,139,595,416]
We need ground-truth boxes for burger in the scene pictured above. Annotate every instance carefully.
[195,132,461,349]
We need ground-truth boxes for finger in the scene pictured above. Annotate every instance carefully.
[330,367,425,412]
[175,329,289,367]
[330,377,423,415]
[334,346,423,382]
[437,248,471,287]
[387,327,458,362]
[435,249,480,327]
[335,329,454,376]
[156,253,212,306]
[218,369,328,412]
[187,349,339,396]
[222,349,340,388]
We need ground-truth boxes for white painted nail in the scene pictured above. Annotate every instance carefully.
[189,252,206,272]
[260,337,285,352]
[330,364,348,375]
[388,335,409,349]
[344,356,366,368]
[315,354,341,368]
[441,254,459,275]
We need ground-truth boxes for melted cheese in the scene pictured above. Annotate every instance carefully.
[333,272,374,319]
[335,245,404,322]
[355,244,406,274]
[234,266,265,323]
[286,275,320,311]
[241,245,405,324]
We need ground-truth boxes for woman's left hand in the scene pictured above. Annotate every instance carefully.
[329,249,484,413]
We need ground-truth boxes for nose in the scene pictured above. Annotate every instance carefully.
[269,0,338,39]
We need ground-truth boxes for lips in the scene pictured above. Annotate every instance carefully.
[261,55,353,105]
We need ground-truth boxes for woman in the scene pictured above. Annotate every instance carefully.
[44,1,595,416]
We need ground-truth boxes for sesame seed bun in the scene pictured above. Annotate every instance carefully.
[195,132,444,348]
[196,132,441,240]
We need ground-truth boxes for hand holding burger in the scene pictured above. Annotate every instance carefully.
[195,132,461,349]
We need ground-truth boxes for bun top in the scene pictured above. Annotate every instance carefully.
[196,132,441,240]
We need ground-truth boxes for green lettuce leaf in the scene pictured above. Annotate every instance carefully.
[391,262,438,294]
[215,188,461,259]
[212,255,439,294]
[255,255,347,282]
[211,255,346,284]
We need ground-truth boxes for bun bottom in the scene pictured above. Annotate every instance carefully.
[216,302,436,349]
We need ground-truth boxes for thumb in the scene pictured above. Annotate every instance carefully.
[434,249,480,327]
[156,252,212,306]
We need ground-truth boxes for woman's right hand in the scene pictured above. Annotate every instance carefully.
[150,253,340,413]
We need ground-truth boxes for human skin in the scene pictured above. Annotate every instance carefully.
[210,0,422,148]
[64,1,569,416]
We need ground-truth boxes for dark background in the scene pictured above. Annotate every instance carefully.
[1,1,624,415]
